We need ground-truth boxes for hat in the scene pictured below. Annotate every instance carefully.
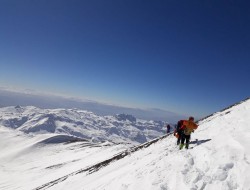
[189,116,194,121]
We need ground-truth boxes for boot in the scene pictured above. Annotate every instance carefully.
[179,143,184,150]
[185,143,189,149]
[177,137,181,145]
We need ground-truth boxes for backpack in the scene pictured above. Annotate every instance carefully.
[176,120,183,131]
[182,120,198,135]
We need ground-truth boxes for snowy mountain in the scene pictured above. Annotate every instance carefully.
[1,98,250,190]
[0,106,167,145]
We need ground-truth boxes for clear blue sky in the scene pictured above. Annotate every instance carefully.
[0,0,249,118]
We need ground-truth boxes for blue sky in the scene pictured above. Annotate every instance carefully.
[0,0,249,118]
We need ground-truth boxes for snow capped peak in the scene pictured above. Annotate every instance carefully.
[115,113,136,122]
[14,105,22,109]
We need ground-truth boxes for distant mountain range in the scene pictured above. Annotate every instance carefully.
[0,106,169,145]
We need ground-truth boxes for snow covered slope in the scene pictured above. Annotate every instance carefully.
[0,126,128,190]
[0,106,167,145]
[1,98,250,190]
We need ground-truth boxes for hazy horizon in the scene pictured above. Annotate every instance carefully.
[0,87,187,123]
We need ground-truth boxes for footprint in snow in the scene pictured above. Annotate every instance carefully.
[160,183,168,190]
[181,157,195,175]
[213,163,234,181]
[188,157,194,166]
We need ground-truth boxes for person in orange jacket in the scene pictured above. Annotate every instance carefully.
[179,116,198,149]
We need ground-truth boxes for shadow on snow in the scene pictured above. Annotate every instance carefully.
[190,139,212,145]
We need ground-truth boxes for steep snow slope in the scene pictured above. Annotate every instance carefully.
[33,98,250,190]
[0,106,167,145]
[1,98,250,190]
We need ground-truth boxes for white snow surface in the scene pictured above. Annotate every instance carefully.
[0,98,250,190]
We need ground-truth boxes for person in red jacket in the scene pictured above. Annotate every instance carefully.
[179,116,198,149]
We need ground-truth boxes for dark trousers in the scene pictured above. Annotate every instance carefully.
[181,134,191,148]
[177,131,182,145]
